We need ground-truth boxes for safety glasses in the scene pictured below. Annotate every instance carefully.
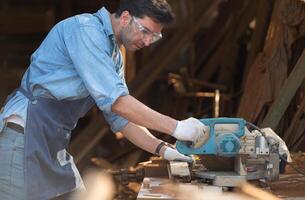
[132,17,162,43]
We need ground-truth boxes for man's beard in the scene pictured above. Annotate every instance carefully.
[120,27,134,51]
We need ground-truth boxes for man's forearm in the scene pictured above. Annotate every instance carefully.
[112,95,177,135]
[120,122,167,156]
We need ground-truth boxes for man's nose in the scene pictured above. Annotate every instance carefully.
[143,35,153,46]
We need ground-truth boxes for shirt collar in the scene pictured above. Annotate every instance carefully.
[96,7,114,37]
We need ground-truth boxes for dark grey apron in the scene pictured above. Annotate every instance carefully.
[14,76,95,200]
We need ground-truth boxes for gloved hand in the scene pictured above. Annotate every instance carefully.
[163,146,193,163]
[172,117,208,143]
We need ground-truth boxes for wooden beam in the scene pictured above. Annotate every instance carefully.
[261,49,305,129]
[290,118,305,151]
[245,0,275,70]
[197,0,255,79]
[237,0,305,123]
[282,96,305,144]
[196,1,236,79]
[168,73,228,91]
[215,0,257,88]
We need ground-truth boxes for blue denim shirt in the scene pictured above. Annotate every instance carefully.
[0,7,129,133]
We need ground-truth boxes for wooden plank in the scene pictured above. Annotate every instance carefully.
[238,0,305,123]
[282,96,305,144]
[211,0,257,115]
[240,183,281,200]
[197,0,256,80]
[291,118,305,151]
[168,161,190,178]
[261,49,305,129]
[196,0,237,79]
[190,0,256,113]
[244,0,275,70]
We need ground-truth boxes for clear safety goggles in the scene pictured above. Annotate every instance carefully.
[132,17,162,43]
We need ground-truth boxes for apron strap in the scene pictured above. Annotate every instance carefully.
[18,87,35,102]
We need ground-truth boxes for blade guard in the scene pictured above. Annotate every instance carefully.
[176,118,246,156]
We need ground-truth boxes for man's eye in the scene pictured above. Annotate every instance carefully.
[141,29,150,35]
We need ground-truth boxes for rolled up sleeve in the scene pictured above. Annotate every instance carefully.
[64,19,129,132]
[99,86,130,132]
[102,109,129,133]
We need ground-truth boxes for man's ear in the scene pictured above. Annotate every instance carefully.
[120,11,132,27]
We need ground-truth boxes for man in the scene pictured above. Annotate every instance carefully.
[0,0,207,199]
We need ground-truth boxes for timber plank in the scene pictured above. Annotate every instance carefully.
[238,0,305,124]
[261,50,305,129]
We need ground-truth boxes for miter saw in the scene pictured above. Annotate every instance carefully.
[176,118,290,187]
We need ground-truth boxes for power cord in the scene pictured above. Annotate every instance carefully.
[280,154,305,176]
[246,121,265,136]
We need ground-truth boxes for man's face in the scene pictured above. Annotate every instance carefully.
[120,14,163,51]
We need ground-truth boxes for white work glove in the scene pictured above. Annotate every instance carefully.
[172,117,207,143]
[163,146,193,163]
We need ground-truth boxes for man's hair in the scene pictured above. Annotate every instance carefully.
[115,0,175,25]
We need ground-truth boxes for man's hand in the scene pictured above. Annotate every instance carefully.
[172,117,207,143]
[163,146,193,163]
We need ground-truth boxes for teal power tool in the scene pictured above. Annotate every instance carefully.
[176,117,283,186]
[176,118,246,157]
